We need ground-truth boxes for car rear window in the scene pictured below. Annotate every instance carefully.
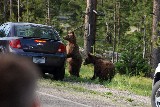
[14,24,60,40]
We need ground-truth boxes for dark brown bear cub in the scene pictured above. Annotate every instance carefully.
[84,53,115,81]
[63,31,82,77]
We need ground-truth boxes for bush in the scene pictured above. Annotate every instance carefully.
[115,42,151,76]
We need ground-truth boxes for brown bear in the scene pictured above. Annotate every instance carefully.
[63,30,82,77]
[84,53,115,81]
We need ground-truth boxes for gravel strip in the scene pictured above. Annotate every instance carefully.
[38,80,151,107]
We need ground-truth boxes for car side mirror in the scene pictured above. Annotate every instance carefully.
[0,30,5,37]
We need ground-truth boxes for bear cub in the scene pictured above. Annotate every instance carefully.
[84,53,115,81]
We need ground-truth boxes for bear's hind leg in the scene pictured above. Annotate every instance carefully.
[68,64,74,76]
[91,72,97,80]
[72,66,80,77]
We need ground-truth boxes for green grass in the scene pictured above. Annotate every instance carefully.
[126,98,134,102]
[42,65,152,96]
[105,74,152,96]
[72,65,152,96]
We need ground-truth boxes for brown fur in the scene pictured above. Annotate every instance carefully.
[84,53,115,81]
[63,31,82,77]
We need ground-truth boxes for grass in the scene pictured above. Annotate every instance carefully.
[41,65,152,97]
[126,98,134,102]
[105,74,152,96]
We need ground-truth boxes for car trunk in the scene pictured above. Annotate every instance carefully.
[20,38,60,54]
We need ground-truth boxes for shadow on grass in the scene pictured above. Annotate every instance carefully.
[42,64,112,86]
[42,73,111,85]
[63,73,112,85]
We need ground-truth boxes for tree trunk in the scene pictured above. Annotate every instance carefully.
[112,3,116,63]
[116,2,120,62]
[84,0,97,54]
[142,16,146,59]
[45,0,50,25]
[26,0,28,22]
[3,0,7,22]
[47,0,50,25]
[17,0,20,22]
[151,0,160,69]
[10,0,12,20]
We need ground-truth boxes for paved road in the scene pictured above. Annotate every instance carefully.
[38,91,91,107]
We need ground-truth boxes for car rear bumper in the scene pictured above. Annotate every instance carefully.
[12,52,66,67]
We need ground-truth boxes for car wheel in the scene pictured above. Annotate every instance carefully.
[53,66,65,81]
[151,80,160,107]
[0,47,5,53]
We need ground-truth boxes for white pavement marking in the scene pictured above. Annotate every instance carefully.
[37,91,92,107]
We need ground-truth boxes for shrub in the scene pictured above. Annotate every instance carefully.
[115,42,151,76]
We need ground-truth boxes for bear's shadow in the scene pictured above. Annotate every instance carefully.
[42,70,111,85]
[63,74,110,85]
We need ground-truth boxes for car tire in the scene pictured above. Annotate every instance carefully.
[151,80,160,107]
[53,66,65,81]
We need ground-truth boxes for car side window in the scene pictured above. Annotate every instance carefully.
[0,24,6,37]
[53,29,60,40]
[3,24,11,36]
[0,24,5,31]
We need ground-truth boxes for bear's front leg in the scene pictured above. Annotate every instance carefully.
[91,74,96,80]
[91,67,97,80]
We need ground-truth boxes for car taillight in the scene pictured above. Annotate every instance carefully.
[58,43,66,53]
[34,40,46,43]
[9,39,22,49]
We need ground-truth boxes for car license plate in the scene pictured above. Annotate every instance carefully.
[33,57,45,64]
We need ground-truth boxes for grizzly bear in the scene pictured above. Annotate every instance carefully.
[63,31,82,77]
[84,53,115,81]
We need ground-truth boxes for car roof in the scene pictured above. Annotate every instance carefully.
[5,22,53,28]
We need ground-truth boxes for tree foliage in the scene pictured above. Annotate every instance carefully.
[115,32,151,76]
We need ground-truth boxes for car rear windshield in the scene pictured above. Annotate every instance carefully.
[14,24,60,40]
